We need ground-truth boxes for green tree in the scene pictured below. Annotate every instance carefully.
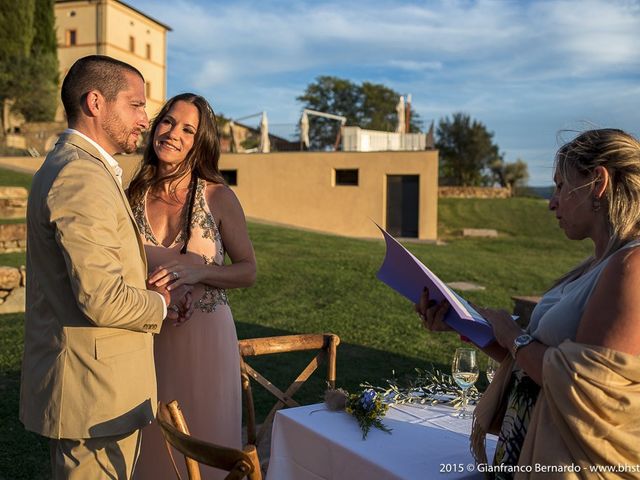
[0,0,35,133]
[297,76,361,150]
[0,0,58,133]
[297,76,422,150]
[490,157,529,192]
[14,0,59,122]
[436,112,502,186]
[360,81,422,132]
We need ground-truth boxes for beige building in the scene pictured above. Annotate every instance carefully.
[54,0,171,120]
[121,150,438,239]
[113,152,438,239]
[217,151,439,240]
[0,150,439,240]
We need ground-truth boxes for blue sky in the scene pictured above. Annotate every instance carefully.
[135,0,640,185]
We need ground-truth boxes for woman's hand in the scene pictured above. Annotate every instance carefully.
[414,287,452,332]
[172,289,195,327]
[148,261,206,290]
[476,307,522,351]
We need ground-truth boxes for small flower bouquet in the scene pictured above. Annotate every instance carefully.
[324,387,392,439]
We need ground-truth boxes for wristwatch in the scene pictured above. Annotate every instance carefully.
[512,333,535,358]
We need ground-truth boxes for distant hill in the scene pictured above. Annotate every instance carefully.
[517,185,554,200]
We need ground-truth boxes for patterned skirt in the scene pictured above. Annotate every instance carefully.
[493,369,541,479]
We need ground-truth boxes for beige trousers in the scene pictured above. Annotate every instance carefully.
[50,429,142,480]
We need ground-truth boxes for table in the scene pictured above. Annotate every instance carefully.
[266,402,497,480]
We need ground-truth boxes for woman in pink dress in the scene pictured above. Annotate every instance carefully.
[128,93,256,479]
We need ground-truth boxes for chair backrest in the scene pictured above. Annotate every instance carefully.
[157,400,262,480]
[238,333,340,448]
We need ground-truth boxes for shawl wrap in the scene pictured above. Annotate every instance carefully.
[516,341,640,479]
[472,341,640,478]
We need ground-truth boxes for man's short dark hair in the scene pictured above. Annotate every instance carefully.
[61,55,144,123]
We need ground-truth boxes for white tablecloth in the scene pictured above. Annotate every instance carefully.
[266,403,497,480]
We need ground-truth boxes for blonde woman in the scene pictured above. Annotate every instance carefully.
[418,129,640,476]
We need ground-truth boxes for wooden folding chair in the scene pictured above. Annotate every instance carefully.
[157,400,262,480]
[238,333,340,450]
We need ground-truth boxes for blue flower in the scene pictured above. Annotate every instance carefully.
[359,389,377,412]
[325,387,391,439]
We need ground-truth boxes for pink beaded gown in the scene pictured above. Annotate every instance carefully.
[132,178,242,479]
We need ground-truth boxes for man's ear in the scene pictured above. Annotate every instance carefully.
[593,165,609,199]
[84,90,104,117]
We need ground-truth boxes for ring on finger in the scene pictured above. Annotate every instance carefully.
[168,305,180,313]
[171,271,179,280]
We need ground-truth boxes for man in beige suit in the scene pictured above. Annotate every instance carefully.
[20,55,187,479]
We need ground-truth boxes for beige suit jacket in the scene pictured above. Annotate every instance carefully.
[20,132,165,439]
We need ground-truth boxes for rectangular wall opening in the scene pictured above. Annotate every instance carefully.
[334,169,358,186]
[221,170,238,186]
[386,175,419,237]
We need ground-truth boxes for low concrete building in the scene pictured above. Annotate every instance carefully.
[218,151,439,240]
[0,149,440,240]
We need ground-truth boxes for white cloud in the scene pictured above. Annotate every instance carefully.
[134,0,640,185]
[141,0,640,83]
[388,60,442,72]
[193,59,233,89]
[536,0,640,73]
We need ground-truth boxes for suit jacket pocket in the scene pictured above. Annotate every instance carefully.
[95,332,146,360]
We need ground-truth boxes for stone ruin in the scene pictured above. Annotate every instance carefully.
[0,186,27,312]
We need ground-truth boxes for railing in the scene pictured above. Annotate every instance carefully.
[341,126,427,152]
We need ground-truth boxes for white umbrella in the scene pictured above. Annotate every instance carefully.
[300,111,310,149]
[228,120,239,152]
[395,95,406,133]
[259,111,270,153]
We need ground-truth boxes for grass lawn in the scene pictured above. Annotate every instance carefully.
[0,192,591,479]
[0,168,32,191]
[0,167,30,229]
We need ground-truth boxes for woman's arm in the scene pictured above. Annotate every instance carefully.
[480,307,547,385]
[206,184,257,288]
[576,246,640,355]
[483,246,640,384]
[149,183,257,290]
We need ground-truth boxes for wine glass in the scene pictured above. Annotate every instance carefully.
[486,357,499,383]
[452,348,479,418]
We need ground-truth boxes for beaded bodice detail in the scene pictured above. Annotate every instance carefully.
[132,177,229,312]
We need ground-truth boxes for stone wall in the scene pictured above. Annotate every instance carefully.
[438,186,511,198]
[0,186,28,218]
[0,266,25,313]
[20,121,66,155]
[3,121,66,155]
[0,224,26,253]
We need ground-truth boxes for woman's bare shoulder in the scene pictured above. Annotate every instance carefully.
[203,181,242,212]
[580,243,640,353]
[606,243,640,276]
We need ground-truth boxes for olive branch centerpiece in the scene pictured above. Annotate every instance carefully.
[323,366,480,439]
[365,367,481,408]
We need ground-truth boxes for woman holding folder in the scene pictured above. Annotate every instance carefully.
[417,128,640,476]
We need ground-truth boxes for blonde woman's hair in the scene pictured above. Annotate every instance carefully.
[552,128,640,286]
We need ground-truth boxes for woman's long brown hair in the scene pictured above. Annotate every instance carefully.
[127,93,226,253]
